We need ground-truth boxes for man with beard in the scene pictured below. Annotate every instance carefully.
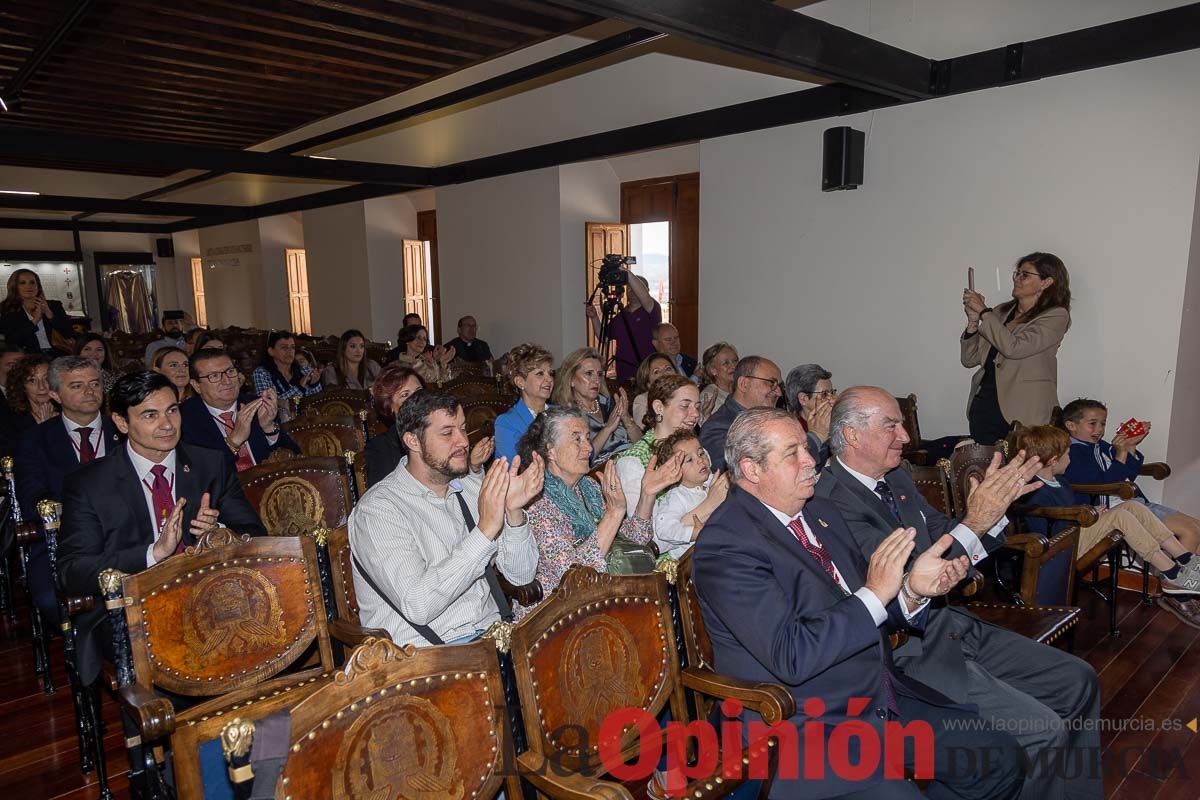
[348,389,544,647]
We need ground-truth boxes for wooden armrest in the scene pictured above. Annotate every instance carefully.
[15,522,42,545]
[1004,533,1050,558]
[1070,482,1136,500]
[681,666,796,723]
[1140,462,1171,481]
[888,630,910,650]
[956,572,984,597]
[516,751,633,800]
[328,618,390,648]
[497,573,544,608]
[1075,531,1123,574]
[63,594,95,617]
[1012,504,1100,527]
[119,683,177,743]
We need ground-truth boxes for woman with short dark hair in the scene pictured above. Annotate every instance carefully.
[251,330,322,419]
[363,363,426,487]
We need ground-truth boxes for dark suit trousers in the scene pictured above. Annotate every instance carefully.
[829,694,1025,800]
[26,540,63,630]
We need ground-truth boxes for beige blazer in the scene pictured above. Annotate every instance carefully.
[960,304,1069,427]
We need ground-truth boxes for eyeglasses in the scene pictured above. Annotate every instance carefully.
[196,367,239,384]
[745,375,783,391]
[1012,270,1042,282]
[811,389,838,399]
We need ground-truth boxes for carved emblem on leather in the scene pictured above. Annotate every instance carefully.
[559,615,642,740]
[183,568,286,669]
[321,401,355,417]
[259,476,325,536]
[302,430,344,456]
[334,695,464,800]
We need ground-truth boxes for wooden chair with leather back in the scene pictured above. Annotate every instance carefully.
[894,393,930,466]
[1,456,54,694]
[937,444,1083,646]
[98,530,359,798]
[502,564,791,799]
[460,396,510,448]
[298,387,371,419]
[444,376,513,401]
[283,414,365,457]
[221,637,523,800]
[237,456,355,538]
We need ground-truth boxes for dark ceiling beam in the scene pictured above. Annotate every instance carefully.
[0,194,246,218]
[0,125,434,187]
[546,0,932,100]
[0,217,171,234]
[0,0,96,106]
[18,2,1200,235]
[161,183,405,233]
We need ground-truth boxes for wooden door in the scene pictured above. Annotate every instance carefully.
[585,222,628,349]
[402,239,427,325]
[285,249,311,335]
[417,210,441,343]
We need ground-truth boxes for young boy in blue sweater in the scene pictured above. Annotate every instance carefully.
[1059,398,1200,555]
[1013,426,1200,625]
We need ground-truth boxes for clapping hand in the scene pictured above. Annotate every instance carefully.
[962,451,1042,534]
[907,534,970,598]
[641,452,684,496]
[598,460,626,517]
[189,492,220,537]
[505,453,545,513]
[607,388,631,431]
[706,470,730,504]
[469,436,495,471]
[864,527,916,605]
[229,398,263,448]
[476,459,513,540]
[256,388,278,427]
[152,498,187,562]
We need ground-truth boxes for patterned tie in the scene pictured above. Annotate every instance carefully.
[875,480,901,522]
[147,464,185,555]
[218,411,256,472]
[76,426,95,463]
[788,516,900,716]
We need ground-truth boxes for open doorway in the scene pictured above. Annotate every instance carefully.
[629,221,670,324]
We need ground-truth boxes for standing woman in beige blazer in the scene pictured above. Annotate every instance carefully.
[961,252,1072,443]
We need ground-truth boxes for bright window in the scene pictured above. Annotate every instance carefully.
[285,249,312,335]
[629,221,670,323]
[190,257,208,327]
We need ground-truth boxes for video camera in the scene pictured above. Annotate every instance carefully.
[598,253,636,290]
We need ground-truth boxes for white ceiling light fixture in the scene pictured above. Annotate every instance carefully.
[0,190,40,195]
[0,96,7,111]
[307,155,337,160]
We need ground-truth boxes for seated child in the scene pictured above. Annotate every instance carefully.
[651,430,729,559]
[1059,398,1200,554]
[1013,426,1200,625]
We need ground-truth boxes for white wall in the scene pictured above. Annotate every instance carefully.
[1165,161,1200,509]
[559,161,621,355]
[196,221,264,328]
[700,50,1200,500]
[437,168,564,357]
[257,213,304,332]
[364,194,419,344]
[302,203,372,337]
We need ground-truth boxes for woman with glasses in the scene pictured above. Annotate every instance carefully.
[961,252,1071,443]
[784,363,836,468]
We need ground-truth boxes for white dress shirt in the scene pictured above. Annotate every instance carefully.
[837,458,1004,566]
[62,413,105,461]
[125,443,178,567]
[25,308,51,350]
[348,457,538,647]
[762,501,927,625]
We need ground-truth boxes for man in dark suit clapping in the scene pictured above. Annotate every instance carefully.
[694,407,1024,799]
[14,356,122,626]
[57,371,267,687]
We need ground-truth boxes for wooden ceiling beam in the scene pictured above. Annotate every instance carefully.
[288,0,524,49]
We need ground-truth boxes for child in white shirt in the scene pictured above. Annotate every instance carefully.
[652,429,730,559]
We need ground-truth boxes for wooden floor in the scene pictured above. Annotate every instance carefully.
[0,587,1196,799]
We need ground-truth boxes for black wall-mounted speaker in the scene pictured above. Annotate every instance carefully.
[822,126,865,192]
[156,238,174,258]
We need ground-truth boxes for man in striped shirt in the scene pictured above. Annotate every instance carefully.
[349,390,543,646]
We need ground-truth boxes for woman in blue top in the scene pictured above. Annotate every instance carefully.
[1059,397,1200,554]
[494,343,554,460]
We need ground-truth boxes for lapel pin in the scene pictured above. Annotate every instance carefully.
[182,464,191,473]
[899,495,907,501]
[817,518,829,528]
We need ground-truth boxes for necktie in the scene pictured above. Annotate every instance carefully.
[787,516,900,716]
[77,426,95,463]
[219,411,256,472]
[147,464,185,555]
[875,480,901,522]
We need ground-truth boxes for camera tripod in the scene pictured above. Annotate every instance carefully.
[586,277,626,376]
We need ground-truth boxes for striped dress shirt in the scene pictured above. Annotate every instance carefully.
[348,457,538,647]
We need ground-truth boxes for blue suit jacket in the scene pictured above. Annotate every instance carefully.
[179,393,299,468]
[693,489,949,799]
[699,395,745,471]
[15,414,124,519]
[1062,439,1144,504]
[1020,480,1078,537]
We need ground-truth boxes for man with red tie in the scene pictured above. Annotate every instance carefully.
[179,348,299,470]
[692,408,1025,799]
[14,356,122,628]
[57,370,266,687]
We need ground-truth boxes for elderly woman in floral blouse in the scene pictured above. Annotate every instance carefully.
[513,406,681,617]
